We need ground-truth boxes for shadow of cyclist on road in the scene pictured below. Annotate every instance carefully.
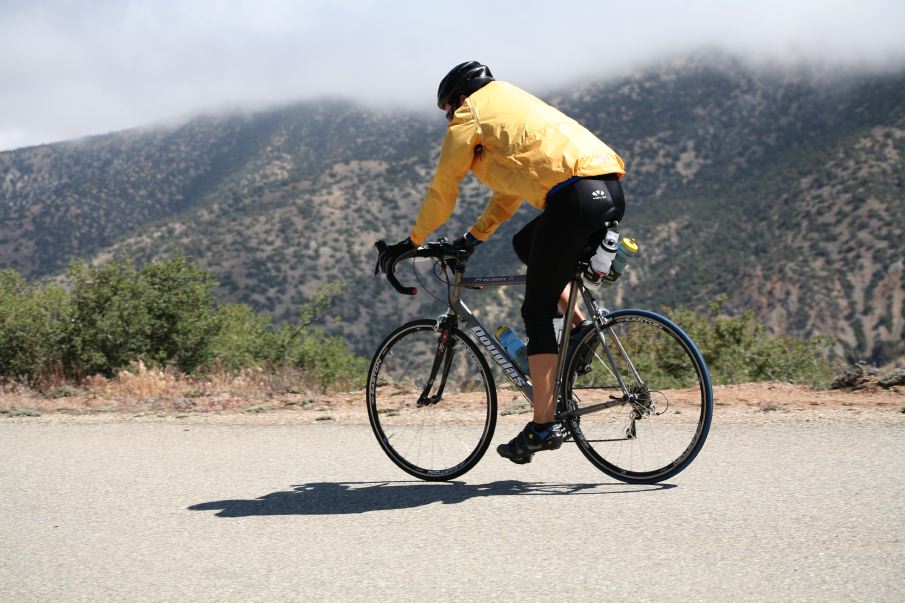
[189,480,674,517]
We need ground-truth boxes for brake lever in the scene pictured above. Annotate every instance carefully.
[374,240,386,276]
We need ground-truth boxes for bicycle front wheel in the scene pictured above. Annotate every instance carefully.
[366,319,497,481]
[562,309,712,484]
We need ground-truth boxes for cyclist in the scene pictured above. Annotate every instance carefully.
[378,61,625,464]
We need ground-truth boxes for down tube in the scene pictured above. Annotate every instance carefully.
[453,298,534,403]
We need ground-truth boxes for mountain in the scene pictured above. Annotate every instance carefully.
[1,53,903,365]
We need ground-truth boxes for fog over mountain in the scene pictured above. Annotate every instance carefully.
[2,0,904,151]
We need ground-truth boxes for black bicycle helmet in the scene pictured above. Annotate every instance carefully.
[437,61,494,109]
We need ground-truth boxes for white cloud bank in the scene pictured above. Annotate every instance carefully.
[1,0,903,151]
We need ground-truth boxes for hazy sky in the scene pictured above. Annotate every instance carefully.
[2,0,904,151]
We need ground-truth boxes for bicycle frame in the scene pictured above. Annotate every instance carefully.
[439,264,636,418]
[372,239,713,483]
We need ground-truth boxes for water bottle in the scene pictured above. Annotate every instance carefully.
[584,229,620,285]
[602,237,639,287]
[496,326,530,374]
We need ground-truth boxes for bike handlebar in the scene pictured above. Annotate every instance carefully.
[374,240,417,295]
[374,239,472,296]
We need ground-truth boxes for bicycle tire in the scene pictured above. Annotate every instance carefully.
[366,319,497,481]
[561,309,712,484]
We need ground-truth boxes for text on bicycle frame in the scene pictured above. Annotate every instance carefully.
[470,326,527,387]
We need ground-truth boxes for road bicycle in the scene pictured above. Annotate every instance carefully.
[368,238,712,483]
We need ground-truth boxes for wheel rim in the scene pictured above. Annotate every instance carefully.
[368,323,495,478]
[566,312,711,480]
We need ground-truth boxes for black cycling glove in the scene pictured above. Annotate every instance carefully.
[452,232,482,254]
[377,237,416,275]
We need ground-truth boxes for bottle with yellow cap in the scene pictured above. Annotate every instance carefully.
[585,229,620,285]
[602,237,639,287]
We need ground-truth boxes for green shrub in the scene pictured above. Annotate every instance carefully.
[878,368,905,388]
[277,326,367,392]
[204,280,366,390]
[209,303,277,371]
[270,280,367,392]
[140,257,221,371]
[664,295,832,387]
[66,254,219,375]
[66,259,151,376]
[0,269,71,383]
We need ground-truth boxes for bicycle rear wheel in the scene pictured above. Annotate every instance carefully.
[562,309,712,484]
[366,319,497,481]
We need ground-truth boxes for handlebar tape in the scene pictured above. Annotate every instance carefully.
[374,240,417,296]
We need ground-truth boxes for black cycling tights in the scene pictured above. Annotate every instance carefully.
[512,175,625,356]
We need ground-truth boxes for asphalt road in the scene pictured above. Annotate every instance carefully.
[1,417,904,601]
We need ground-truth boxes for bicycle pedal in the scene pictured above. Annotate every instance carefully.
[508,454,533,465]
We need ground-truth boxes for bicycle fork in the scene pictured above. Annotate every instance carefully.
[417,317,458,406]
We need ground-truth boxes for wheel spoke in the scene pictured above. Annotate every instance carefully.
[366,320,496,481]
[562,310,712,484]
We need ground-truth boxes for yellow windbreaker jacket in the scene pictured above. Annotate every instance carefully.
[410,80,625,245]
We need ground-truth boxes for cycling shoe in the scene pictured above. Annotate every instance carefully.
[497,421,564,464]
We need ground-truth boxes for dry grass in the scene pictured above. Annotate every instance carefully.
[2,374,902,422]
[0,361,328,416]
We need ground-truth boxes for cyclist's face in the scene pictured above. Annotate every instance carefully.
[443,95,466,122]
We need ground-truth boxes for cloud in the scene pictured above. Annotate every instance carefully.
[1,0,903,151]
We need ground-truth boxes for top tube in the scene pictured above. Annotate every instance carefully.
[460,274,527,287]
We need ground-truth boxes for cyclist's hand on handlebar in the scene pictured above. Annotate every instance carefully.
[377,236,416,275]
[452,232,482,255]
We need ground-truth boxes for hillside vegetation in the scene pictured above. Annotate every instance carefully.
[0,257,834,393]
[0,257,364,392]
[1,52,902,365]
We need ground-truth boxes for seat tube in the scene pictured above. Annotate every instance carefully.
[551,276,582,406]
[580,285,629,394]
